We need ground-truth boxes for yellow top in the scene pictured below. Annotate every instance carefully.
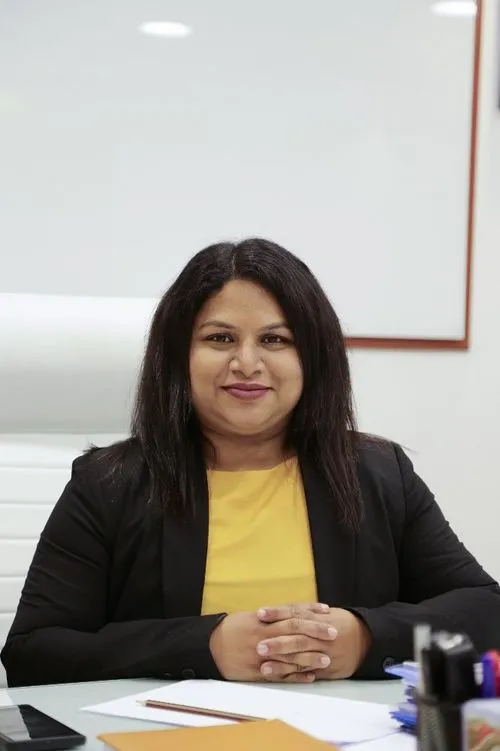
[201,458,318,615]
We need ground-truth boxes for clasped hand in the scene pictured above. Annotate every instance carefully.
[209,603,372,683]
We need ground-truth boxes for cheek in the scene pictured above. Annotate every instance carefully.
[189,349,226,393]
[275,355,303,398]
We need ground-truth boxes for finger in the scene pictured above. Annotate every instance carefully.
[257,633,335,658]
[257,602,329,622]
[270,651,331,670]
[260,661,317,680]
[282,671,316,683]
[263,669,316,684]
[264,617,337,646]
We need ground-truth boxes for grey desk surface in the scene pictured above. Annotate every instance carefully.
[3,678,404,750]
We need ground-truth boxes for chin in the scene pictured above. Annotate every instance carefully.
[223,418,273,436]
[227,423,268,436]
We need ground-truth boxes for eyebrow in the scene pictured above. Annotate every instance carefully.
[198,320,290,332]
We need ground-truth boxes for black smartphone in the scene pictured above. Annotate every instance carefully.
[0,705,86,750]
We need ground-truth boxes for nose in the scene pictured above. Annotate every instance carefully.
[230,341,263,377]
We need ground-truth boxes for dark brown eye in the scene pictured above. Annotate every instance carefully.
[261,334,292,345]
[206,334,233,344]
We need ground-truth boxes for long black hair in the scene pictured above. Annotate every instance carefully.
[94,238,363,529]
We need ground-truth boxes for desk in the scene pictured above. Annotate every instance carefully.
[3,679,404,750]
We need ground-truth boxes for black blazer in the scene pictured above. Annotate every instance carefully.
[3,439,500,687]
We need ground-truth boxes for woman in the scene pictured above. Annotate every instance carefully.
[3,238,500,687]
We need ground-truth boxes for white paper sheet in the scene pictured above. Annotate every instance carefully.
[351,732,416,750]
[82,679,399,745]
[0,691,14,707]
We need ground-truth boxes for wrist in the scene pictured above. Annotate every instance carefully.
[358,617,373,661]
[209,614,228,675]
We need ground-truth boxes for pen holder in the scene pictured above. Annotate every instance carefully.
[416,693,462,751]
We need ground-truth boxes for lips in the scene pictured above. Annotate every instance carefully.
[223,384,271,401]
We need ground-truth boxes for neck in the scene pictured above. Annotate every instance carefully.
[203,427,291,471]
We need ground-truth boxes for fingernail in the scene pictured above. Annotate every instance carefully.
[262,665,273,675]
[257,609,267,618]
[257,642,269,655]
[319,603,330,611]
[327,627,337,638]
[320,656,331,666]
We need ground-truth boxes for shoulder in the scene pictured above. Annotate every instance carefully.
[354,433,419,511]
[46,438,153,546]
[70,437,150,507]
[355,434,409,483]
[354,433,433,521]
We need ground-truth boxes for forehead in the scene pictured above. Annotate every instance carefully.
[196,280,287,326]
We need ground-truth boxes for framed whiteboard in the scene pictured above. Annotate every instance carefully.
[0,0,481,348]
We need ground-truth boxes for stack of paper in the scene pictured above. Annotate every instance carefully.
[83,679,401,747]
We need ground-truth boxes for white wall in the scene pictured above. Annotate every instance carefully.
[350,0,500,579]
[0,0,476,340]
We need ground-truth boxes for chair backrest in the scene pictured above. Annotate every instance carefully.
[0,437,75,686]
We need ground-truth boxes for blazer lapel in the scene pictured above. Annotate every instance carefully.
[300,456,357,608]
[161,460,209,617]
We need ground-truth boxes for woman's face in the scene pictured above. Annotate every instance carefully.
[189,280,303,438]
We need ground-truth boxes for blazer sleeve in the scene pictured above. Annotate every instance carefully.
[352,444,500,679]
[1,457,225,687]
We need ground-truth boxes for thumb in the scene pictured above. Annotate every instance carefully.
[257,602,330,623]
